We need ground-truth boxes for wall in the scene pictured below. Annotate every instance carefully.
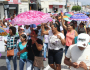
[0,5,4,20]
[41,1,49,13]
[41,0,66,13]
[18,2,29,14]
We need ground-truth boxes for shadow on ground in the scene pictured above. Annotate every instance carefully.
[61,65,69,69]
[0,56,6,59]
[0,66,7,70]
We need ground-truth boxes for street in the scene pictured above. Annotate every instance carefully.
[0,51,70,70]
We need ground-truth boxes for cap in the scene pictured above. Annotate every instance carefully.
[30,24,37,28]
[77,33,90,48]
[20,25,24,30]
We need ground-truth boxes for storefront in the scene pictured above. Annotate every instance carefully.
[29,3,37,10]
[41,0,66,13]
[4,4,18,18]
[49,5,63,13]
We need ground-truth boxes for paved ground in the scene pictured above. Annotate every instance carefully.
[0,51,70,70]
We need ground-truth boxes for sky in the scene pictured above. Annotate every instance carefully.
[70,0,90,5]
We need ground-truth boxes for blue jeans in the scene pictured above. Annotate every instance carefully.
[26,59,40,70]
[65,46,69,55]
[6,48,18,70]
[44,43,48,58]
[19,58,27,70]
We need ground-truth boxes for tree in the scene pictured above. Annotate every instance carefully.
[72,6,81,11]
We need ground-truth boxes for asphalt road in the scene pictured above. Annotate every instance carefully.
[0,51,70,70]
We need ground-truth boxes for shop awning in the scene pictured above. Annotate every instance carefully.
[49,2,66,5]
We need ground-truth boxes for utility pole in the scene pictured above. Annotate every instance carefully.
[66,0,68,12]
[74,0,75,5]
[77,0,78,6]
[28,0,30,10]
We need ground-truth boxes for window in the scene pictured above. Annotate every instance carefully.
[24,8,27,12]
[20,8,22,13]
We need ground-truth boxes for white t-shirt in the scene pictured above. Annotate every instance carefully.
[5,22,7,26]
[44,35,49,43]
[24,27,31,40]
[66,44,90,70]
[53,19,55,23]
[60,26,63,31]
[48,30,65,50]
[24,27,31,34]
[37,29,43,41]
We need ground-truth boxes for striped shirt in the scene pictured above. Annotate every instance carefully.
[7,35,19,48]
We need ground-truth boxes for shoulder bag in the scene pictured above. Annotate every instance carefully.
[31,45,44,69]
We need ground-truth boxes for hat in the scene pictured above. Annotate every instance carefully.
[77,33,90,48]
[20,25,24,30]
[30,24,37,28]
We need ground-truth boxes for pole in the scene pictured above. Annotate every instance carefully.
[77,0,78,6]
[74,0,75,5]
[28,0,30,10]
[66,0,68,12]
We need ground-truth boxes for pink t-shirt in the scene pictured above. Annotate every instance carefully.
[66,30,75,46]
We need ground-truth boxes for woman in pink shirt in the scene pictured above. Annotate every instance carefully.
[61,15,78,55]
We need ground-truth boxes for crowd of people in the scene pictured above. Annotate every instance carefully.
[0,13,90,70]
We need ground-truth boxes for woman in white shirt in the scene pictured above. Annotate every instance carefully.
[41,23,66,70]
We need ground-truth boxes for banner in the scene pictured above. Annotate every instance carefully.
[0,36,5,52]
[4,28,9,34]
[8,0,21,4]
[0,0,10,1]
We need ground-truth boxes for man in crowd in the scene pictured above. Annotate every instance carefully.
[64,33,90,70]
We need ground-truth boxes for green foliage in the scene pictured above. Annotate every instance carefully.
[72,6,81,11]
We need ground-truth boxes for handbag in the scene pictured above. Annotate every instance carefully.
[31,45,44,69]
[7,36,15,57]
[7,49,14,56]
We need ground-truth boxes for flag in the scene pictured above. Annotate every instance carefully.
[61,10,63,16]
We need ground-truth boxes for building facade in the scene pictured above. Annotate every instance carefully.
[18,0,29,14]
[0,2,4,20]
[40,0,66,13]
[0,1,8,20]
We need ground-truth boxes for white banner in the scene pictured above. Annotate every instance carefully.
[0,36,5,52]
